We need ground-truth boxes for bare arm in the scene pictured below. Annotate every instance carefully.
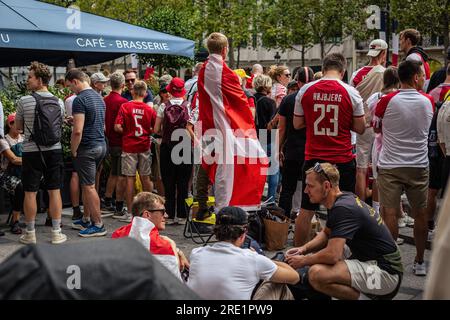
[270,261,300,285]
[286,237,347,269]
[71,113,84,157]
[300,228,329,255]
[154,116,163,135]
[293,115,305,129]
[2,149,22,166]
[351,116,366,134]
[278,115,287,154]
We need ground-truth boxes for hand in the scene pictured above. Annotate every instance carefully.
[177,250,190,271]
[285,254,308,269]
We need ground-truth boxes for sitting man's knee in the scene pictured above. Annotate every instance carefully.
[308,265,327,288]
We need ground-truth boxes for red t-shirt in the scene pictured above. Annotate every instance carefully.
[294,78,365,163]
[115,101,157,153]
[246,74,254,89]
[104,92,128,147]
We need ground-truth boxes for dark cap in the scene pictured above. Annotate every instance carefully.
[217,206,248,226]
[287,80,299,90]
[159,84,168,93]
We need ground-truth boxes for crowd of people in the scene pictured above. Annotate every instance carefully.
[0,27,449,300]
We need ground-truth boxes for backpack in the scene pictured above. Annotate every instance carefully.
[29,92,63,147]
[162,100,189,144]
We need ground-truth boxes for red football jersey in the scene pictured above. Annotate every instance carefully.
[115,101,157,153]
[294,78,365,163]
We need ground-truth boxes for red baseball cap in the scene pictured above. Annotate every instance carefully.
[7,113,16,124]
[166,77,186,98]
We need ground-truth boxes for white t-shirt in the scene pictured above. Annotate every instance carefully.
[187,242,277,300]
[64,94,77,117]
[374,89,434,168]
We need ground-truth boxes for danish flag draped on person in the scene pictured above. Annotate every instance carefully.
[197,33,268,211]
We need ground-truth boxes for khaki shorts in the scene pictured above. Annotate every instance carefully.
[121,150,152,177]
[377,167,429,209]
[344,259,400,297]
[356,128,374,168]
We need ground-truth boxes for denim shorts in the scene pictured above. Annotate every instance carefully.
[73,144,107,186]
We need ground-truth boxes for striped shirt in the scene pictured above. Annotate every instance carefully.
[72,88,106,149]
[15,91,65,153]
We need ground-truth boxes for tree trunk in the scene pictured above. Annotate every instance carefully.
[301,46,306,67]
[320,39,325,60]
[237,45,241,69]
[228,38,235,69]
[443,9,449,64]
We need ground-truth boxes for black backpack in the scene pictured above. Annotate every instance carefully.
[29,92,63,146]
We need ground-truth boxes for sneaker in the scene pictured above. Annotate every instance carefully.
[71,219,91,230]
[112,208,128,219]
[101,198,116,211]
[396,237,404,245]
[403,213,415,227]
[10,221,22,235]
[19,230,36,244]
[51,229,67,244]
[413,261,427,276]
[78,224,107,238]
[119,213,132,223]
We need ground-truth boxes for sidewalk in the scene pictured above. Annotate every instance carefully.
[0,207,429,300]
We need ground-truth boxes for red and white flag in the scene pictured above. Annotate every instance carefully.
[197,54,268,211]
[112,217,181,280]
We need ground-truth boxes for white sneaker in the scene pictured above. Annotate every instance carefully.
[398,217,406,228]
[413,261,427,276]
[396,237,404,245]
[119,212,132,223]
[19,230,36,244]
[403,214,415,227]
[51,229,67,244]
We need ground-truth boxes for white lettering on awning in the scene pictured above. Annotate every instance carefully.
[1,33,10,43]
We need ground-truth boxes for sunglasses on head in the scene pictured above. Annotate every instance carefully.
[313,162,331,182]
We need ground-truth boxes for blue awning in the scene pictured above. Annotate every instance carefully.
[0,0,195,66]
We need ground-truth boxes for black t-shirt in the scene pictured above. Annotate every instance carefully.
[326,193,403,275]
[254,92,276,146]
[278,91,306,161]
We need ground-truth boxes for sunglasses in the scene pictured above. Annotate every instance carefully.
[140,208,166,217]
[284,73,291,77]
[313,162,331,182]
[126,79,136,83]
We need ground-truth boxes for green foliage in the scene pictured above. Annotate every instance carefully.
[137,6,197,70]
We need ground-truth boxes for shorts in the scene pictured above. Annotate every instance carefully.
[22,150,64,192]
[429,157,444,190]
[344,259,401,297]
[301,159,356,211]
[109,146,123,176]
[73,145,107,186]
[121,150,152,177]
[356,128,374,168]
[377,167,429,209]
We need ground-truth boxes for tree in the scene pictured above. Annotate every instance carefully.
[391,0,450,62]
[193,0,259,69]
[138,6,197,73]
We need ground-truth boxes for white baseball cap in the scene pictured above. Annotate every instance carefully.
[367,39,388,57]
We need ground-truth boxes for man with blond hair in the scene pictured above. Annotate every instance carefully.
[286,163,403,300]
[115,80,157,223]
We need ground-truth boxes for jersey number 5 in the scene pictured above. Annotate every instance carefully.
[313,104,338,136]
[134,115,143,137]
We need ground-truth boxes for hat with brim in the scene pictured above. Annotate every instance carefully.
[367,39,388,57]
[91,72,110,83]
[166,77,186,98]
[234,69,251,79]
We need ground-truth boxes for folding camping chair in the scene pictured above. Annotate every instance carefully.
[183,196,217,245]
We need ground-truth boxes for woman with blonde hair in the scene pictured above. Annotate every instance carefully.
[267,65,290,107]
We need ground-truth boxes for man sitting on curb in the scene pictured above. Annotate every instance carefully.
[112,192,189,281]
[286,163,403,300]
[187,206,299,300]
